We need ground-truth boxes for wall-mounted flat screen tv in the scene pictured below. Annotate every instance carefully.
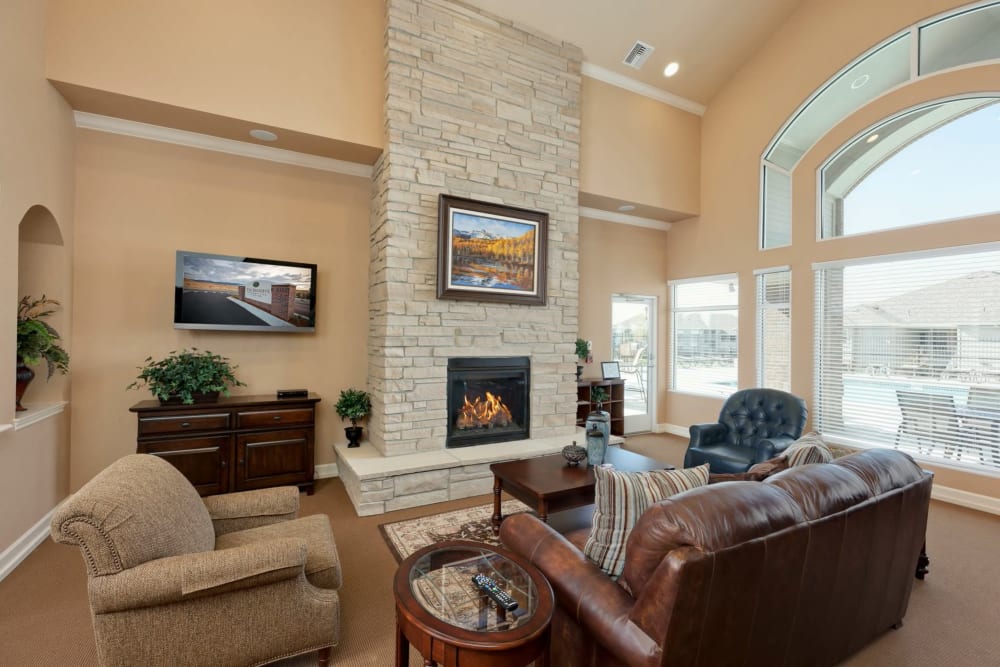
[174,251,317,332]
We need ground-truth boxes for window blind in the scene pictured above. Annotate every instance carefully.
[757,269,791,391]
[814,245,1000,473]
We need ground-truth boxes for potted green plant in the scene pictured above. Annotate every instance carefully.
[575,337,592,380]
[127,348,246,405]
[335,388,371,448]
[15,295,70,411]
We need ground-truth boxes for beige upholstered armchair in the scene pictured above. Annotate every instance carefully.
[50,454,341,667]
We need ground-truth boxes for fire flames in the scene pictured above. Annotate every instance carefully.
[456,391,512,430]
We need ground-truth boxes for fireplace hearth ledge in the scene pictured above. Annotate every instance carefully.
[335,429,625,516]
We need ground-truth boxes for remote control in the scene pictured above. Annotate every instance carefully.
[472,573,518,611]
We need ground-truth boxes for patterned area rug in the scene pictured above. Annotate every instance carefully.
[379,500,532,562]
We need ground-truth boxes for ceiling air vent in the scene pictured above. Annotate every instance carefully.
[623,41,655,69]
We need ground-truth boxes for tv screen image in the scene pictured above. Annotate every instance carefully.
[174,251,317,332]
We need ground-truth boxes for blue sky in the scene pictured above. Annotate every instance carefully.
[182,254,312,288]
[452,211,534,239]
[844,100,1000,233]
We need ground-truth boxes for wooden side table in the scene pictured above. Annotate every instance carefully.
[394,540,553,667]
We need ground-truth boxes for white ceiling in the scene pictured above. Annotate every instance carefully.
[462,0,805,108]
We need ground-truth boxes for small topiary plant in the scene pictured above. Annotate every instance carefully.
[335,388,372,427]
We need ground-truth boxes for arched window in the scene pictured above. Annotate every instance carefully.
[820,97,1000,238]
[760,0,1000,249]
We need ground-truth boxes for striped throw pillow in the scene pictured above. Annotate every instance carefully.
[784,431,834,467]
[583,464,710,578]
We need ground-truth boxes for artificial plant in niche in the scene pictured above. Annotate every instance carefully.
[15,295,70,411]
[335,388,371,448]
[127,348,246,405]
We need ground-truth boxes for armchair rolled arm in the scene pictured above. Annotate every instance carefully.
[89,537,308,614]
[500,514,661,667]
[688,422,727,448]
[754,435,797,462]
[203,486,300,536]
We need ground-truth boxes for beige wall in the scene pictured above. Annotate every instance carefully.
[0,1,76,549]
[581,77,700,217]
[666,0,1000,497]
[578,217,670,424]
[46,0,385,157]
[70,130,371,489]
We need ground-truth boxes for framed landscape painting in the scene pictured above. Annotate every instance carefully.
[437,194,548,305]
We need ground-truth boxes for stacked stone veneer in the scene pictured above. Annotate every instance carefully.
[341,0,585,515]
[367,0,583,459]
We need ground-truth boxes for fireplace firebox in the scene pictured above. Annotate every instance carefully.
[446,357,530,448]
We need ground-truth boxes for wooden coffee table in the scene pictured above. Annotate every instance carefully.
[394,540,553,667]
[490,447,673,534]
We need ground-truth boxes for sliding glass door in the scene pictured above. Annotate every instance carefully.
[612,295,656,433]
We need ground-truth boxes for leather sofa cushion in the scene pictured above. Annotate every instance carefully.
[621,481,803,597]
[583,464,709,578]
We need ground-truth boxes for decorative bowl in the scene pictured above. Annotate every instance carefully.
[561,442,587,466]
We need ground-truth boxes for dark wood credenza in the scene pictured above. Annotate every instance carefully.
[129,393,321,496]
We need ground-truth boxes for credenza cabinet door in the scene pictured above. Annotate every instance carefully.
[236,428,313,491]
[139,435,231,496]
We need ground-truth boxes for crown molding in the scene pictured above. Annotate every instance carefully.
[581,63,706,116]
[74,112,374,178]
[580,206,672,232]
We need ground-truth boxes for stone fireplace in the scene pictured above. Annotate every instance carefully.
[446,357,530,448]
[335,0,597,515]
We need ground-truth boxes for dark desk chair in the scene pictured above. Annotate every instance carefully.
[683,388,807,473]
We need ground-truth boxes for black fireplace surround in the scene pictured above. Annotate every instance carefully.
[446,356,530,448]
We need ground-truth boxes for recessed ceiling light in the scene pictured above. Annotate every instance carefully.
[866,133,879,143]
[618,204,636,212]
[249,129,278,142]
[663,62,680,77]
[850,74,870,90]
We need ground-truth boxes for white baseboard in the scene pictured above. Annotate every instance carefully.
[932,485,1000,516]
[314,463,339,479]
[0,508,56,583]
[660,423,689,438]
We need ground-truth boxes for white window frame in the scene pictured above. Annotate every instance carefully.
[669,273,739,398]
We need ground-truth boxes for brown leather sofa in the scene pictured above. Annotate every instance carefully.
[500,449,932,667]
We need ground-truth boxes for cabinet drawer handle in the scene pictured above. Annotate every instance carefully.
[220,460,227,467]
[180,422,191,428]
[273,416,282,421]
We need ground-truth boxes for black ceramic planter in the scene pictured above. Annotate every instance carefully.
[345,425,363,447]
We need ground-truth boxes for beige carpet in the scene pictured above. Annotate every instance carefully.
[380,498,531,562]
[2,434,1000,666]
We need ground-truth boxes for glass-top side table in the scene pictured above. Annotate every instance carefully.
[408,542,538,631]
[394,539,553,667]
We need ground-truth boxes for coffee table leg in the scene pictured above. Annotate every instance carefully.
[492,477,503,535]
